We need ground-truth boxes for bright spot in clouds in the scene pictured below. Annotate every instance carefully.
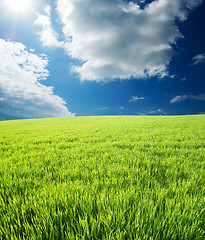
[5,0,32,13]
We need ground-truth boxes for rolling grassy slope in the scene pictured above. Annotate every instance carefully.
[0,115,205,239]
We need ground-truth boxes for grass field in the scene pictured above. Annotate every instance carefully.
[0,115,205,239]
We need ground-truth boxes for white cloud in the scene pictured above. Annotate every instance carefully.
[149,109,166,114]
[129,96,145,102]
[192,53,205,65]
[170,93,205,103]
[0,39,74,120]
[53,0,202,81]
[35,5,64,48]
[169,74,176,79]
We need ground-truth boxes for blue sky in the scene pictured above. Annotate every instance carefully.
[0,0,204,120]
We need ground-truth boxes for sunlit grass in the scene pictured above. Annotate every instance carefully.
[0,115,205,239]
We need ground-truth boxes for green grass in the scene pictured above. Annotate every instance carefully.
[0,115,205,239]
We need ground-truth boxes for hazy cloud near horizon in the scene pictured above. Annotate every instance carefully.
[170,93,205,103]
[0,39,74,120]
[36,0,203,82]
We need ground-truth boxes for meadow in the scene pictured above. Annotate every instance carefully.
[0,115,204,239]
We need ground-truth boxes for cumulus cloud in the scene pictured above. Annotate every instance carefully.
[49,0,203,81]
[192,53,205,65]
[35,5,64,48]
[170,93,205,103]
[0,39,74,120]
[129,96,145,102]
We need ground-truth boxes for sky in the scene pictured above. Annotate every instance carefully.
[0,0,205,120]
